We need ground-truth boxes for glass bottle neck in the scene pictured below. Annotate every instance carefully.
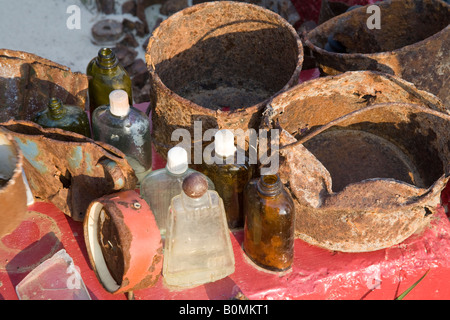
[257,175,282,197]
[48,98,66,120]
[181,191,210,209]
[96,48,119,69]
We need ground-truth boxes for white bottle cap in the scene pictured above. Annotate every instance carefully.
[166,147,188,175]
[214,129,236,157]
[109,90,130,117]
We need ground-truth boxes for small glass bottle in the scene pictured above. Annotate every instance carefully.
[33,97,91,137]
[140,146,214,240]
[163,173,235,288]
[243,174,295,272]
[92,90,152,184]
[87,47,133,115]
[198,129,253,230]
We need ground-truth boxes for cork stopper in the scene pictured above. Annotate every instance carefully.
[167,147,188,175]
[214,129,236,157]
[109,90,130,117]
[182,173,208,199]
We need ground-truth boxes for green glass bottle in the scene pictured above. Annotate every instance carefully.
[243,174,295,272]
[33,97,91,137]
[87,47,133,115]
[198,129,253,230]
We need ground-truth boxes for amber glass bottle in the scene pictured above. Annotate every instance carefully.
[198,130,253,230]
[87,47,133,115]
[33,97,91,137]
[243,174,295,272]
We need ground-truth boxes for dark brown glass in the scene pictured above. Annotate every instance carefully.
[243,174,295,272]
[197,151,253,229]
[87,48,133,115]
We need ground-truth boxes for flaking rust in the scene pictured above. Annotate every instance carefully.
[304,0,450,105]
[264,71,450,252]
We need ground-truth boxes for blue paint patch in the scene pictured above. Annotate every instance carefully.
[68,146,83,171]
[84,152,94,175]
[14,138,48,174]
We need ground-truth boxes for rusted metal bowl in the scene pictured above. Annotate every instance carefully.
[264,71,450,252]
[304,0,450,105]
[84,190,163,294]
[0,128,28,238]
[146,1,303,158]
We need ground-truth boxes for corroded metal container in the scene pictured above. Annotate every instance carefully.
[0,49,88,122]
[84,191,163,294]
[0,120,138,222]
[0,128,28,238]
[146,1,303,157]
[264,71,450,252]
[304,0,450,105]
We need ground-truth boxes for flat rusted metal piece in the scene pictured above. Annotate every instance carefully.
[0,49,88,122]
[0,128,28,237]
[264,71,450,252]
[146,1,303,158]
[0,121,137,222]
[304,0,450,106]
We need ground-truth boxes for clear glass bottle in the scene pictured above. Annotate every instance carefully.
[33,97,91,137]
[198,129,253,230]
[140,146,214,240]
[87,47,133,115]
[92,90,152,184]
[243,174,295,272]
[163,173,235,288]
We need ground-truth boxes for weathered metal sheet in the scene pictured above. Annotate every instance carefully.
[264,71,450,252]
[0,128,28,237]
[0,49,88,122]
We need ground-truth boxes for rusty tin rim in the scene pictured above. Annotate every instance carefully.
[84,190,163,294]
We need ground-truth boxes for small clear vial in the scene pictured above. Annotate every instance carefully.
[140,147,214,239]
[92,90,152,184]
[163,173,235,288]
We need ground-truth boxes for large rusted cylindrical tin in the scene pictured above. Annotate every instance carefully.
[0,128,28,238]
[304,0,450,105]
[264,71,450,252]
[146,1,303,158]
[84,190,163,294]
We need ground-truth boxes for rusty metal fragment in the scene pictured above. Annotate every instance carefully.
[146,1,303,158]
[0,49,88,122]
[0,121,137,222]
[0,128,28,238]
[265,71,450,252]
[304,0,450,105]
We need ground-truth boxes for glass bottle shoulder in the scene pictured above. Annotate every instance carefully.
[92,106,150,130]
